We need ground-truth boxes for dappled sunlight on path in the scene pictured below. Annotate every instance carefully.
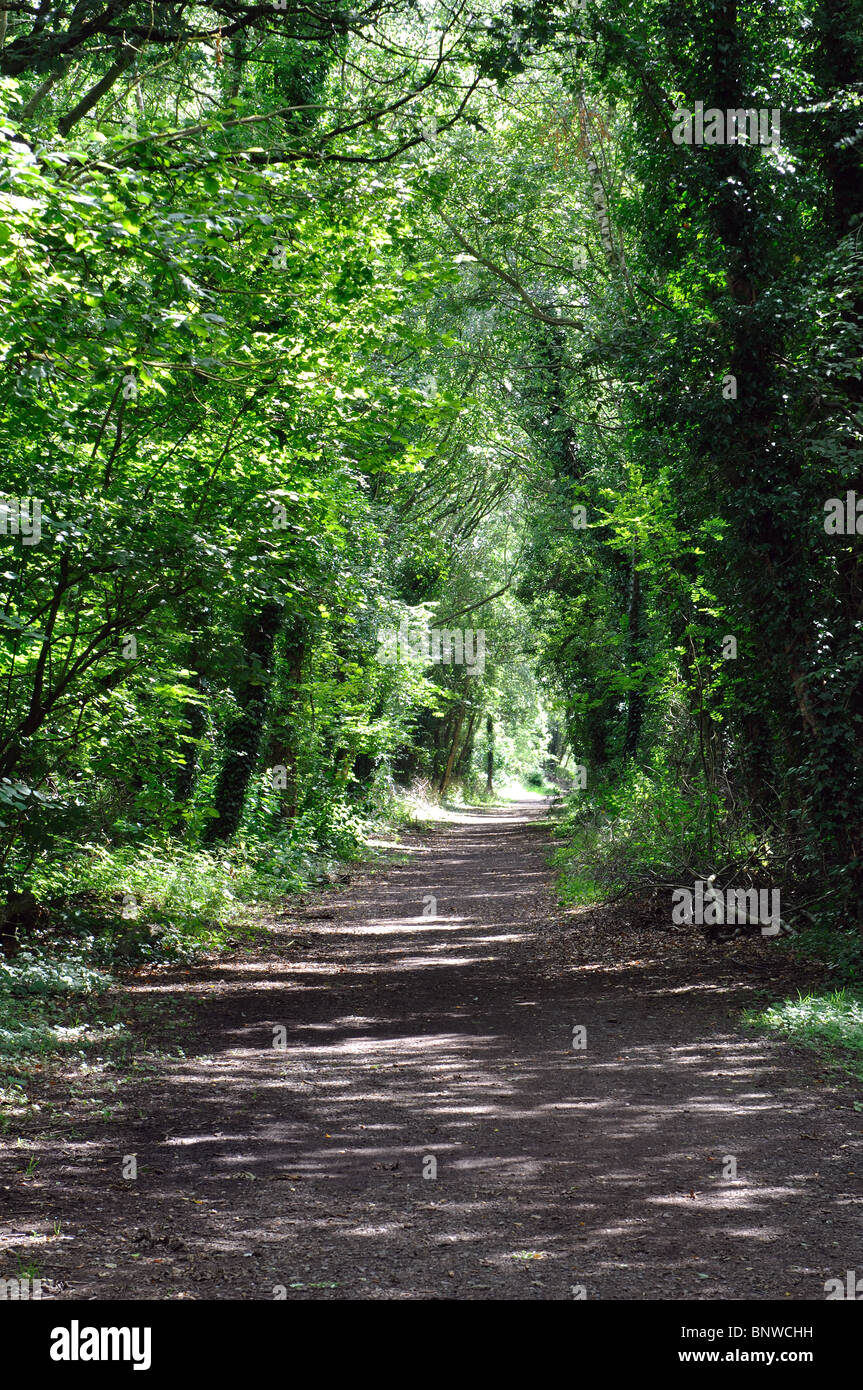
[2,800,860,1299]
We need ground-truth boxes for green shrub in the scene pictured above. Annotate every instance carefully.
[552,755,743,901]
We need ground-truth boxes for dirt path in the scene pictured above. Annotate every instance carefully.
[3,800,861,1300]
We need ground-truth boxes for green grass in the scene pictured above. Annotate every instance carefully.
[744,989,863,1081]
[556,869,605,907]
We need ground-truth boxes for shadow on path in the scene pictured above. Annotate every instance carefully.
[2,800,860,1299]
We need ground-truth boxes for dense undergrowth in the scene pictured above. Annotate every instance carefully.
[553,755,862,974]
[0,798,369,1072]
[551,762,863,1076]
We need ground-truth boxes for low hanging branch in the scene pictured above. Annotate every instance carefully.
[57,41,139,136]
[438,213,587,332]
[437,579,515,626]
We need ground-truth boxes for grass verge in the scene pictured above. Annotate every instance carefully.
[743,989,863,1082]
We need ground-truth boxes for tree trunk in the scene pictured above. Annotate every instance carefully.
[268,617,306,819]
[455,711,478,777]
[439,707,465,796]
[485,713,494,792]
[203,601,282,843]
[622,545,645,761]
[173,656,207,810]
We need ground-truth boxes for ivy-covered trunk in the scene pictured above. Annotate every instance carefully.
[267,617,307,821]
[203,602,282,844]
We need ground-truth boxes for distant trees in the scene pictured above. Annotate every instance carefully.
[1,0,860,967]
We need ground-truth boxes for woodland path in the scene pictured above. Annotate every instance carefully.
[3,799,861,1300]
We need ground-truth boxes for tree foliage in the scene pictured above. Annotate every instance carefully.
[1,0,862,974]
